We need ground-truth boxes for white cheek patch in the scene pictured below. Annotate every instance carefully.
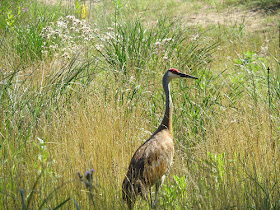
[167,71,181,79]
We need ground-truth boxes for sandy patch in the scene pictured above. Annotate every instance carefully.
[184,7,276,32]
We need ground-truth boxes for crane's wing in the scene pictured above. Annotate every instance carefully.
[127,129,174,186]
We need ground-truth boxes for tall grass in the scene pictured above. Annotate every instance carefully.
[1,0,280,209]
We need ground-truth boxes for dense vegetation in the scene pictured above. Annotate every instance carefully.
[1,0,279,209]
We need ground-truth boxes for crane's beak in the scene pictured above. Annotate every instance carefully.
[178,72,198,79]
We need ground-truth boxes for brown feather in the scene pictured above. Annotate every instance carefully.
[122,128,174,209]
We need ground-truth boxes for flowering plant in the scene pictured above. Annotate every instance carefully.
[40,15,94,59]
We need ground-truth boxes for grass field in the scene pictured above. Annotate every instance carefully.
[1,0,280,209]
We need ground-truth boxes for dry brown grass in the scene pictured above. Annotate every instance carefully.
[1,0,280,209]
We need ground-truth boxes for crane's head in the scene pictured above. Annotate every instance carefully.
[165,68,198,80]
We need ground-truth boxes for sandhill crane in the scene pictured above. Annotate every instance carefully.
[122,68,198,209]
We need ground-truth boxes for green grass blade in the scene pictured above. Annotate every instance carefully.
[53,197,71,210]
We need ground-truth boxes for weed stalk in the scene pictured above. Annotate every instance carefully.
[267,67,275,151]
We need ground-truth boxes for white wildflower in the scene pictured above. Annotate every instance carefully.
[95,44,103,51]
[162,38,172,43]
[154,41,161,47]
[40,15,95,60]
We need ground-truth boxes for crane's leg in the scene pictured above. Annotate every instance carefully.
[153,175,166,208]
[149,186,154,208]
[127,195,136,210]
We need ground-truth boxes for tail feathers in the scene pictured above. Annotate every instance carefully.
[122,176,148,209]
[122,176,136,209]
[135,180,148,201]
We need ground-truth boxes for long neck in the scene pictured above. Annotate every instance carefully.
[161,76,173,131]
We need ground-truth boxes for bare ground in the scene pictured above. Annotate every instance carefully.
[184,6,277,32]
